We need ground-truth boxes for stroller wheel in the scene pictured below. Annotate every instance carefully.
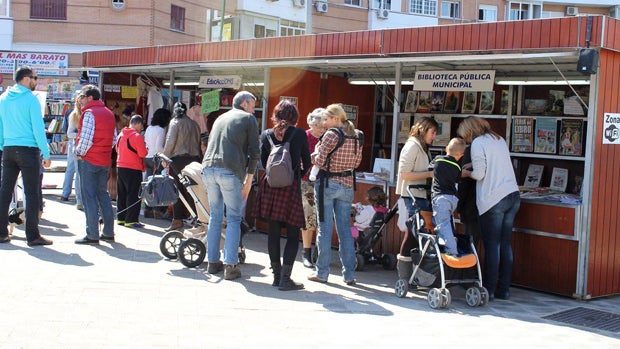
[441,288,452,308]
[427,288,443,309]
[178,238,206,268]
[355,254,365,271]
[159,231,185,259]
[394,279,408,298]
[465,287,482,307]
[478,286,489,306]
[382,253,397,270]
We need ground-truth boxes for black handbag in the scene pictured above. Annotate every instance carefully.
[140,175,179,207]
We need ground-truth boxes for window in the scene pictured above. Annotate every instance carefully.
[373,0,392,10]
[30,0,67,20]
[280,20,305,37]
[409,0,437,16]
[170,5,185,32]
[478,5,497,21]
[255,25,265,39]
[112,0,126,10]
[440,1,459,19]
[508,1,542,20]
[345,0,362,6]
[0,0,7,17]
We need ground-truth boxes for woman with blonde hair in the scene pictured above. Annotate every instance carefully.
[395,116,438,280]
[60,93,83,210]
[308,104,363,285]
[458,116,520,301]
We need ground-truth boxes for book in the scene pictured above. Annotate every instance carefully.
[550,167,568,192]
[534,117,557,154]
[461,91,477,114]
[523,164,544,188]
[559,118,584,156]
[404,90,418,113]
[479,91,495,114]
[524,99,547,115]
[511,117,534,152]
[416,91,432,113]
[47,119,58,133]
[433,114,451,146]
[430,91,445,112]
[443,91,459,113]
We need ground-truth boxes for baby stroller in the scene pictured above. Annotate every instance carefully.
[394,185,488,309]
[155,154,248,268]
[354,203,398,271]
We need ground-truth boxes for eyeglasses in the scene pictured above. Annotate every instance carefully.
[29,75,38,81]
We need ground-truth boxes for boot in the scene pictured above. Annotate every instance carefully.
[397,254,413,280]
[302,248,314,268]
[279,264,304,291]
[164,219,184,232]
[271,262,281,287]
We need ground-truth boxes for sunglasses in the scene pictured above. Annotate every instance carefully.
[29,75,38,81]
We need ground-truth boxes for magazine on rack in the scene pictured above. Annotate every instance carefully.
[523,164,544,188]
[534,117,557,154]
[559,118,584,156]
[511,117,534,152]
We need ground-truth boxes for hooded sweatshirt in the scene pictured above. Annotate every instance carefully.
[116,126,148,171]
[0,84,50,159]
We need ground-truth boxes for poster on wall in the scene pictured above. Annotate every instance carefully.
[398,113,410,144]
[279,96,298,106]
[479,91,495,114]
[559,119,583,156]
[430,91,445,112]
[201,90,220,114]
[534,117,557,154]
[416,91,432,113]
[443,91,460,113]
[404,91,418,113]
[511,117,534,152]
[461,91,477,114]
[342,104,358,122]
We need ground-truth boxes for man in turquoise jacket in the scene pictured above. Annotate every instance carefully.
[0,65,52,246]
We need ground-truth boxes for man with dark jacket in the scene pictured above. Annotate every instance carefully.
[116,115,148,228]
[74,84,117,244]
[202,91,260,280]
[0,66,52,246]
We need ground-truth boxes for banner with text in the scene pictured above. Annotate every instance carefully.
[413,70,495,91]
[199,75,241,89]
[0,51,69,76]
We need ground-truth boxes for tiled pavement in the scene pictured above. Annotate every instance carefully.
[0,161,618,348]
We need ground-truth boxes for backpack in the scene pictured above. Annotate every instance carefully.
[265,129,294,188]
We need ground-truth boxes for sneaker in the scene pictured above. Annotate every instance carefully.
[117,220,125,226]
[100,235,115,242]
[207,260,224,274]
[307,273,327,283]
[75,236,99,245]
[344,279,357,286]
[224,264,241,280]
[124,222,145,228]
[76,204,84,211]
[60,196,69,202]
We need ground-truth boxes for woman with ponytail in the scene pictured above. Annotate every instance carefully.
[162,102,202,232]
[253,99,311,291]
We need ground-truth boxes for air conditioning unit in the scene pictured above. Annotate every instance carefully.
[315,1,328,13]
[566,6,578,16]
[611,6,620,19]
[377,9,389,19]
[293,0,305,7]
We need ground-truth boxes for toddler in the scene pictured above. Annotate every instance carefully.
[430,137,465,256]
[351,186,388,239]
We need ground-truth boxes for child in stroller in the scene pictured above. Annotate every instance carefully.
[156,154,248,268]
[394,185,488,309]
[351,186,397,271]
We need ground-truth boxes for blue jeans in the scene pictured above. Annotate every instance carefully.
[78,159,115,239]
[432,194,459,255]
[314,180,356,281]
[61,141,82,205]
[478,191,521,295]
[203,167,243,265]
[0,147,42,241]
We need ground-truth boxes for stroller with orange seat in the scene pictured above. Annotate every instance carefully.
[394,185,488,309]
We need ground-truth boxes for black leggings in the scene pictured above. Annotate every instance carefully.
[268,220,300,266]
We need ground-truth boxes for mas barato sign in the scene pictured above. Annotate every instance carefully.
[413,70,495,91]
[0,51,69,76]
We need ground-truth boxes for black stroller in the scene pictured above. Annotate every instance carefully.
[394,185,488,309]
[354,203,398,271]
[154,154,248,268]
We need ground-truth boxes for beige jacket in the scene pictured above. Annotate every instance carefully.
[396,136,431,198]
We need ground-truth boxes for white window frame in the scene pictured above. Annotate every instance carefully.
[440,1,460,19]
[507,1,542,21]
[345,0,363,7]
[478,4,497,22]
[279,19,306,37]
[373,0,392,10]
[409,0,438,16]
